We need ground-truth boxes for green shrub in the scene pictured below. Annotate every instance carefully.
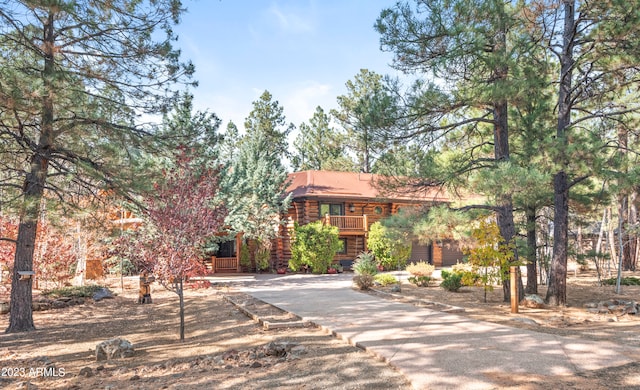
[42,284,107,298]
[374,273,398,286]
[353,274,375,290]
[450,263,480,286]
[602,277,640,286]
[289,221,342,274]
[406,261,435,277]
[352,251,378,276]
[408,275,432,287]
[367,222,411,270]
[440,270,463,292]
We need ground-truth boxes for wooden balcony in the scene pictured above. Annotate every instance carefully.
[324,214,368,234]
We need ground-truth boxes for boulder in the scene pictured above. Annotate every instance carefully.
[92,288,114,302]
[521,294,545,309]
[95,338,135,361]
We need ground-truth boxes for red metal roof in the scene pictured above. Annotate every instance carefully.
[286,170,452,203]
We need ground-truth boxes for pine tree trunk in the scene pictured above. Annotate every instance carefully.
[547,0,574,306]
[525,207,538,294]
[492,12,523,302]
[6,12,55,333]
[547,171,570,305]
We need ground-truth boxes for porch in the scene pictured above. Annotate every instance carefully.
[324,214,369,234]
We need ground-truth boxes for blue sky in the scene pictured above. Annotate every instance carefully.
[175,0,400,132]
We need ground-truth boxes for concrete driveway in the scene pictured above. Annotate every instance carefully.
[228,273,636,389]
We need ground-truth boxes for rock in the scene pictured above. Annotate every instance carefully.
[511,317,539,326]
[16,381,38,390]
[250,361,262,368]
[130,375,140,381]
[95,338,135,361]
[521,294,545,309]
[51,300,68,309]
[78,367,93,377]
[92,288,114,302]
[0,302,9,314]
[390,285,401,293]
[263,341,299,357]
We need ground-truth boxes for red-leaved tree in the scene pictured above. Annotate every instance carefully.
[0,217,18,289]
[137,153,226,341]
[33,222,76,289]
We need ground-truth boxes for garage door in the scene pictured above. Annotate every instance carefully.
[441,240,465,266]
[409,241,432,264]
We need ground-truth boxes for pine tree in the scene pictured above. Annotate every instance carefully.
[536,0,640,305]
[332,69,399,173]
[0,1,194,332]
[376,0,528,300]
[292,106,354,171]
[220,92,292,270]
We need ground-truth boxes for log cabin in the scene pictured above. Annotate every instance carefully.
[208,170,466,273]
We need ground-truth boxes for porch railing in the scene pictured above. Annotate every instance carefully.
[324,215,368,231]
[213,256,238,272]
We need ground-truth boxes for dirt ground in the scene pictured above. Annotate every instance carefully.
[0,269,639,390]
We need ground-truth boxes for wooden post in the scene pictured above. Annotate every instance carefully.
[510,266,519,313]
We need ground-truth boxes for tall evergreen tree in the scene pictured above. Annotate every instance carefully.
[535,0,640,305]
[376,0,528,300]
[243,90,294,157]
[220,92,292,269]
[332,69,399,173]
[0,0,194,332]
[292,106,354,171]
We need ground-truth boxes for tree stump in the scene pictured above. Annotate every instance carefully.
[138,272,154,304]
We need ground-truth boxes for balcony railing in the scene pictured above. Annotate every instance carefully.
[324,215,368,231]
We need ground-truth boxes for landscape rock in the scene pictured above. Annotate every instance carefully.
[95,338,135,361]
[262,340,299,358]
[585,299,639,315]
[16,381,38,390]
[92,288,114,302]
[78,367,93,377]
[51,300,68,309]
[521,294,545,309]
[510,317,539,326]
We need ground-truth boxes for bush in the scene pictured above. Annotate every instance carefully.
[42,284,107,298]
[452,262,481,286]
[406,261,435,277]
[289,221,342,274]
[352,252,378,276]
[408,275,432,287]
[367,222,411,270]
[440,270,463,292]
[602,277,640,286]
[374,273,398,286]
[353,274,375,290]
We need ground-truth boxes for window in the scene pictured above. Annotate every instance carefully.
[320,203,343,217]
[337,238,347,254]
[374,206,383,214]
[215,240,236,258]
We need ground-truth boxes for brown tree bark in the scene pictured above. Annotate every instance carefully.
[546,0,574,306]
[6,12,55,333]
[525,207,538,294]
